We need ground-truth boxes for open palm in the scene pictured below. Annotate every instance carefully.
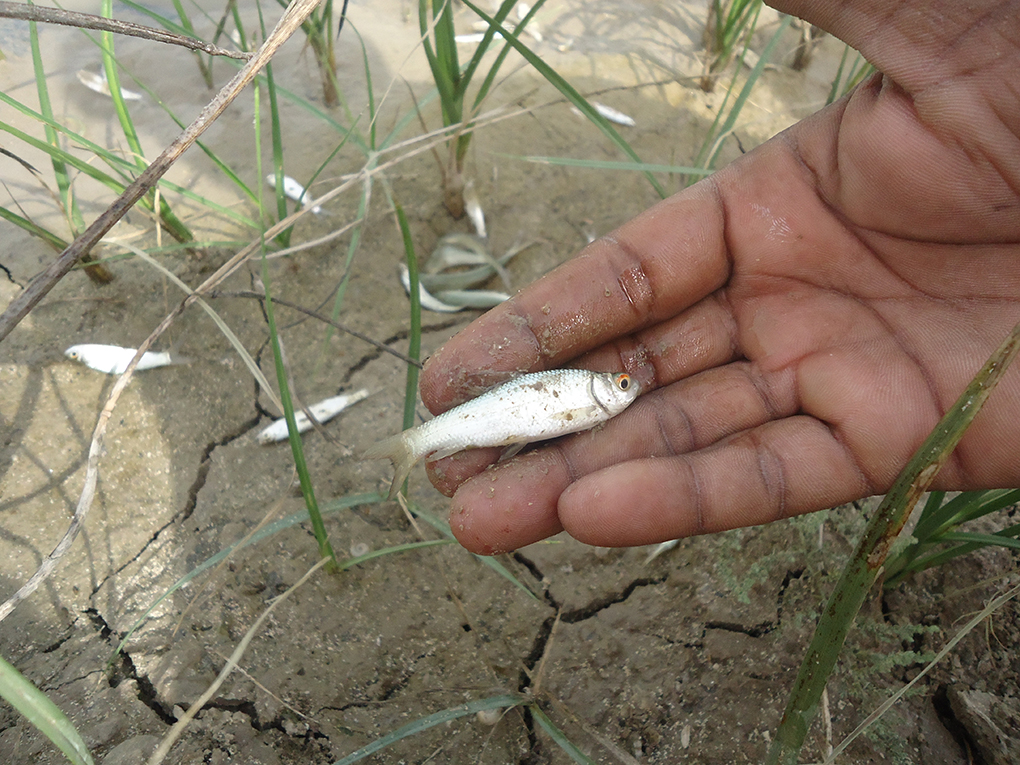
[419,0,1020,555]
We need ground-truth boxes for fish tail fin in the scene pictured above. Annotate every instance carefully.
[361,433,416,499]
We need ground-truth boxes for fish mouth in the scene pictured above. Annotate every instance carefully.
[589,376,613,416]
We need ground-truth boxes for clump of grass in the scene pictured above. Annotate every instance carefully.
[699,0,763,92]
[883,489,1020,588]
[417,0,542,217]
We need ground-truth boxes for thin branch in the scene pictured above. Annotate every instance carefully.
[0,1,251,59]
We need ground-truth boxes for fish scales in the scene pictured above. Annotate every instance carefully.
[363,369,639,498]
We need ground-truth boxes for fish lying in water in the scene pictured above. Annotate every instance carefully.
[64,344,185,375]
[76,69,143,101]
[265,174,322,214]
[257,389,370,444]
[363,369,639,498]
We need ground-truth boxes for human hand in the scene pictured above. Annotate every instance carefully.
[419,0,1020,555]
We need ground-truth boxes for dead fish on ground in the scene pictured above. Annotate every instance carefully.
[463,180,487,239]
[76,69,143,101]
[593,102,636,127]
[399,263,465,313]
[64,344,186,375]
[265,174,322,214]
[645,538,680,564]
[424,232,513,292]
[433,288,511,308]
[257,389,370,444]
[363,369,639,498]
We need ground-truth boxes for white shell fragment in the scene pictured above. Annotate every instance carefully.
[363,369,640,498]
[265,174,322,214]
[65,344,179,375]
[257,389,371,444]
[76,69,143,101]
[593,102,636,127]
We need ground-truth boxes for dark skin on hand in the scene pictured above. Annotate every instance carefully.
[418,0,1020,556]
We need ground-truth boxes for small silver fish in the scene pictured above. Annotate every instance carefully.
[257,389,370,444]
[76,69,143,101]
[434,288,510,309]
[265,174,322,214]
[593,102,636,127]
[363,369,639,498]
[399,263,465,313]
[64,344,182,375]
[463,180,487,239]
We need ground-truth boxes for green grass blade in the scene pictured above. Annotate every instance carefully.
[419,0,461,126]
[766,319,1020,765]
[460,0,666,198]
[890,523,1020,581]
[27,12,84,235]
[0,206,69,250]
[100,0,145,173]
[262,266,336,565]
[256,0,291,245]
[465,0,540,121]
[0,653,94,765]
[530,704,597,765]
[926,488,1020,537]
[940,530,1020,550]
[331,694,524,765]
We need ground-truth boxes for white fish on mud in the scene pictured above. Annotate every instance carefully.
[463,180,487,239]
[593,102,636,127]
[363,369,639,498]
[257,389,370,444]
[265,174,322,214]
[434,288,510,309]
[399,263,465,313]
[64,344,184,375]
[76,69,143,101]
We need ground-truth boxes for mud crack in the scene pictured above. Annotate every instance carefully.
[340,318,462,385]
[83,607,177,726]
[0,260,19,286]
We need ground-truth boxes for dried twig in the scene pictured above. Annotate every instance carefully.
[0,1,251,59]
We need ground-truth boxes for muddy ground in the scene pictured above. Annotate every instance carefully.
[1,1,1018,763]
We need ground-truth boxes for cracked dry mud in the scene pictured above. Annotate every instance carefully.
[2,1,1020,763]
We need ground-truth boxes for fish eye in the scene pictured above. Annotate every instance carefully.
[616,374,630,390]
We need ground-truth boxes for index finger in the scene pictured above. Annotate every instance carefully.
[419,182,729,414]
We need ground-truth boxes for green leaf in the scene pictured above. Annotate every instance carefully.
[0,654,94,765]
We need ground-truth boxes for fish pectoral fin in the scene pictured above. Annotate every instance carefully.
[498,442,527,462]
